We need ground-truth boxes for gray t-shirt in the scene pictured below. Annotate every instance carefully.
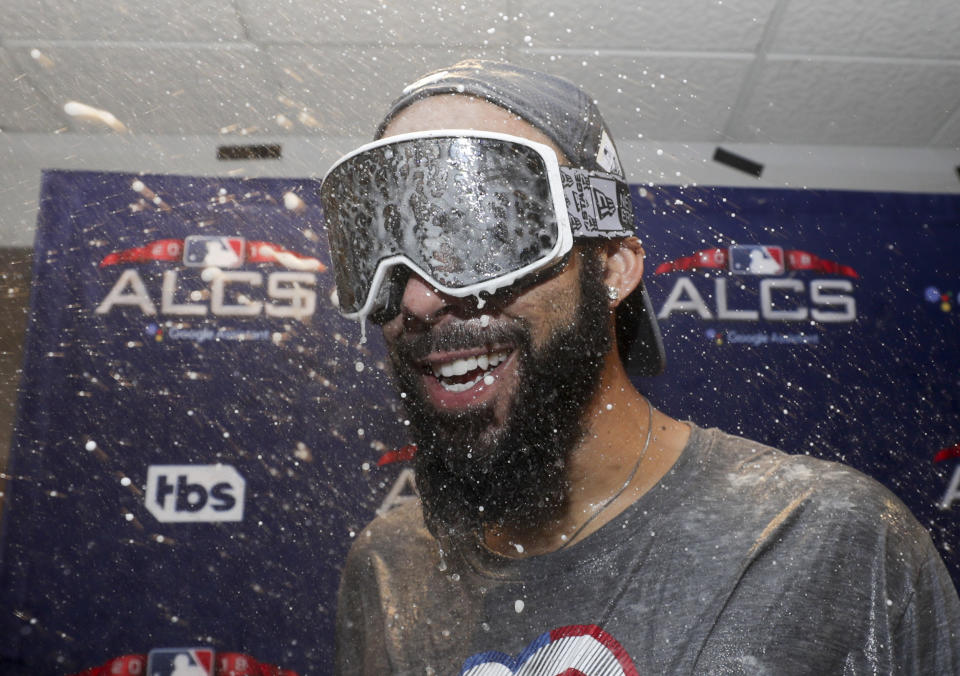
[335,425,960,675]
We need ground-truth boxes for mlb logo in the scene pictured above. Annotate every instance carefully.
[729,244,785,275]
[183,235,245,268]
[146,648,215,676]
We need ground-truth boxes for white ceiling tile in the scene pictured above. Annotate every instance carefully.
[6,45,284,135]
[519,53,752,145]
[514,0,776,51]
[263,45,527,138]
[0,0,247,42]
[729,58,960,145]
[0,47,66,132]
[932,109,960,147]
[237,0,514,47]
[771,0,960,59]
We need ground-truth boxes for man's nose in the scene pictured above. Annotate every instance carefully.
[398,273,459,324]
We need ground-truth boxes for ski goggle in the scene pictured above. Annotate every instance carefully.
[319,129,636,324]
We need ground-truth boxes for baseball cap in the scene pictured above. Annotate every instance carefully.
[376,59,665,377]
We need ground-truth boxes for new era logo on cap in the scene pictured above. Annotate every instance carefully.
[595,129,622,177]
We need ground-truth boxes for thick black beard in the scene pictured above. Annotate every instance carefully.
[388,250,611,541]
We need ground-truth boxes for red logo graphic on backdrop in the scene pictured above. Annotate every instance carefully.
[655,244,858,278]
[71,650,298,676]
[935,443,960,510]
[99,235,326,272]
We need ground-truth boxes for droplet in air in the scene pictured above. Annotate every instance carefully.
[282,191,306,212]
[30,49,55,68]
[514,599,524,613]
[63,101,127,133]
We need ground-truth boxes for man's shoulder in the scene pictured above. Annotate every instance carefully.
[694,426,927,544]
[344,499,435,565]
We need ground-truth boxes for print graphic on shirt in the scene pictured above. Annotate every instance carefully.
[460,624,638,676]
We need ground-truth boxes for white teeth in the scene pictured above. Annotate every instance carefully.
[439,356,476,378]
[431,349,510,390]
[442,372,484,392]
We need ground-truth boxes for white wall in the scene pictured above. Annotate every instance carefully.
[2,131,958,248]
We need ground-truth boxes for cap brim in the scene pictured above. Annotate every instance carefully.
[623,281,666,377]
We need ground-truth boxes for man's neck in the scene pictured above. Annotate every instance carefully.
[481,354,690,558]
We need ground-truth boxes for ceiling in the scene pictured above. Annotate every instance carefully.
[1,0,959,150]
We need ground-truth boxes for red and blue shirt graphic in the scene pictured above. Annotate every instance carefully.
[460,624,637,676]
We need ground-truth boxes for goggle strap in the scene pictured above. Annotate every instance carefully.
[560,167,636,239]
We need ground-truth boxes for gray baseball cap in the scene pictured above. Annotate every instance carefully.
[376,59,665,377]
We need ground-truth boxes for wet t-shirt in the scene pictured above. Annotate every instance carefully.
[335,425,960,675]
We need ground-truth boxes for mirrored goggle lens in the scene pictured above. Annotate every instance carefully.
[320,136,561,316]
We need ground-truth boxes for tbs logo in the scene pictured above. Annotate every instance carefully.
[146,465,245,523]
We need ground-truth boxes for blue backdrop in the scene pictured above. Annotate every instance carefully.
[0,171,956,674]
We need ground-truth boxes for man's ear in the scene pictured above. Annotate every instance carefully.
[602,237,645,309]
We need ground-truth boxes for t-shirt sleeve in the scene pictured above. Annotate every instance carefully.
[890,547,960,675]
[691,439,960,674]
[334,538,392,675]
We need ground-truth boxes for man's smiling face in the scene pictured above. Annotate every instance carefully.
[378,96,614,537]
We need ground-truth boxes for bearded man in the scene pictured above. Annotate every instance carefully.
[320,60,960,675]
